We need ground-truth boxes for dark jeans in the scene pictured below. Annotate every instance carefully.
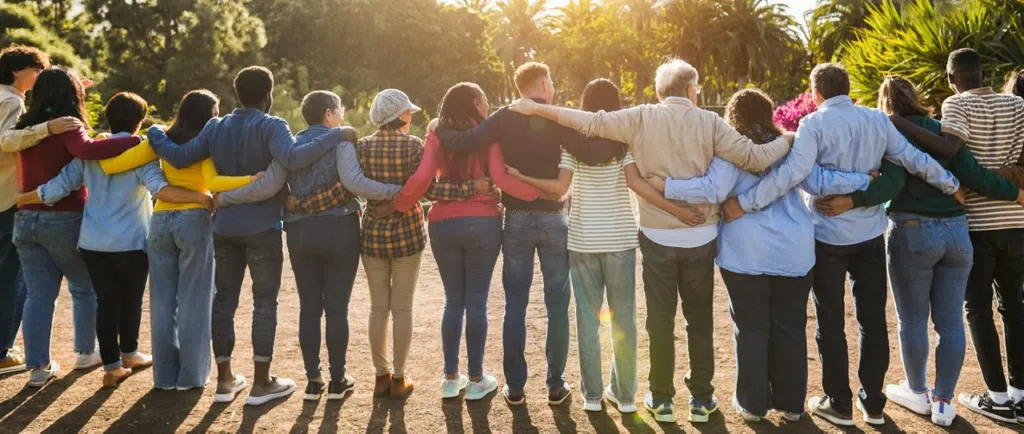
[286,214,360,380]
[638,232,716,402]
[502,213,570,392]
[212,229,283,363]
[721,269,811,416]
[80,249,150,371]
[965,229,1024,392]
[812,236,889,415]
[430,216,502,378]
[0,206,25,360]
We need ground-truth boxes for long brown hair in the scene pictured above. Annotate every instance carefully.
[877,75,932,118]
[16,66,89,130]
[166,90,220,145]
[437,82,489,181]
[580,79,626,162]
[724,88,782,144]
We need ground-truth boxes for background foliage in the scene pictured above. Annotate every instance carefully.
[3,0,1024,131]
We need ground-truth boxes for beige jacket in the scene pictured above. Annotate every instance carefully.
[558,97,791,230]
[0,85,50,210]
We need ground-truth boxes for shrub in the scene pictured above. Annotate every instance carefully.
[773,92,817,132]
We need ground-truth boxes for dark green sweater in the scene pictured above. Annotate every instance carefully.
[851,115,1019,217]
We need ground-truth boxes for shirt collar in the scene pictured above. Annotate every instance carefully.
[662,96,694,108]
[374,128,407,138]
[109,131,135,138]
[819,95,853,109]
[0,84,24,100]
[299,124,330,135]
[529,97,549,105]
[231,107,264,117]
[964,87,996,96]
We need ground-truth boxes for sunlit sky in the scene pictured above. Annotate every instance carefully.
[439,0,818,26]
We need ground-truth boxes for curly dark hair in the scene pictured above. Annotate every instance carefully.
[0,45,50,86]
[724,88,782,144]
[436,82,489,181]
[15,66,88,130]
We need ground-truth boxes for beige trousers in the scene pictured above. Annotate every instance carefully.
[362,253,422,377]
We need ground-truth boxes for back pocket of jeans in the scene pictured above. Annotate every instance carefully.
[899,223,937,254]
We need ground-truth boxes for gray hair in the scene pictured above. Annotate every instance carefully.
[655,58,699,101]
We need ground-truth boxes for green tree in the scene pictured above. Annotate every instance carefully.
[0,3,87,73]
[84,0,267,117]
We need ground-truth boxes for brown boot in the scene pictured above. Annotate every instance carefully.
[374,373,392,398]
[390,376,414,400]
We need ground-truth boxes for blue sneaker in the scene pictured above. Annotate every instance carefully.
[689,396,719,423]
[644,392,675,423]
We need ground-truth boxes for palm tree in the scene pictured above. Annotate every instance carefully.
[455,0,495,15]
[716,0,801,87]
[492,0,552,101]
[615,0,667,102]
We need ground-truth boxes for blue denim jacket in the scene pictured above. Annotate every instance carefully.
[146,108,343,236]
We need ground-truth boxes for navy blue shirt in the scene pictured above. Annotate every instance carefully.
[146,108,343,236]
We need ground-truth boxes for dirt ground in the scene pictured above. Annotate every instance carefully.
[2,244,1023,434]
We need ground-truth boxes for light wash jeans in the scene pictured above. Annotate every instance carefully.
[502,213,571,392]
[148,209,215,389]
[13,211,97,369]
[569,250,637,404]
[887,213,972,400]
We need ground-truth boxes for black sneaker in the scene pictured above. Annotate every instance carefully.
[1015,399,1024,423]
[328,375,356,400]
[304,380,325,401]
[503,384,525,406]
[958,392,1017,423]
[548,382,572,406]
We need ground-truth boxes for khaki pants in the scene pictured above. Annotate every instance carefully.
[363,253,422,377]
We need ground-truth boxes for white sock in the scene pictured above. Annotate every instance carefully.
[989,390,1011,404]
[1009,386,1024,403]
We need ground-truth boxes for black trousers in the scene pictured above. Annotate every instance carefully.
[811,236,889,415]
[721,269,812,416]
[639,232,716,402]
[80,249,149,368]
[965,229,1024,392]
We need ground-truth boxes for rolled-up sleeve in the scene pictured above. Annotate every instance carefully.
[0,97,49,152]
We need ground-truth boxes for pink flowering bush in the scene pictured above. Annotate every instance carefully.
[773,92,817,132]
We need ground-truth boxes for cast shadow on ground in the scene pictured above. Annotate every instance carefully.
[587,408,656,434]
[440,390,498,433]
[0,367,92,432]
[40,387,114,433]
[365,397,407,434]
[106,387,203,433]
[238,394,292,434]
[317,395,352,433]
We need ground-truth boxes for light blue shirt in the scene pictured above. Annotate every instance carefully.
[38,132,168,252]
[737,96,960,246]
[666,157,870,276]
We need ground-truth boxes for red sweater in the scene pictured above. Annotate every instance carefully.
[393,132,541,221]
[18,127,141,212]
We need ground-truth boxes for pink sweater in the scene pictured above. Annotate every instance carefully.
[393,132,540,221]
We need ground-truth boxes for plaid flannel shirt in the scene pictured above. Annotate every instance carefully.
[342,129,474,258]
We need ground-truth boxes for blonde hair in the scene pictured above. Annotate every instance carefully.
[877,75,932,117]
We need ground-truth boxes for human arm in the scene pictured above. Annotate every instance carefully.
[624,163,706,226]
[0,98,65,152]
[63,128,142,160]
[201,158,254,192]
[35,159,85,206]
[381,138,437,213]
[799,163,872,197]
[949,146,1022,202]
[557,124,630,166]
[146,124,210,169]
[729,127,819,215]
[508,166,573,199]
[99,140,159,175]
[135,161,214,210]
[509,98,642,145]
[713,116,794,172]
[487,143,541,202]
[434,109,507,151]
[882,117,960,195]
[268,120,353,170]
[888,115,962,160]
[662,157,742,205]
[217,160,287,207]
[816,159,908,216]
[336,142,402,201]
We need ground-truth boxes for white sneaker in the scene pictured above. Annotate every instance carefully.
[583,399,603,412]
[441,375,469,399]
[781,411,803,422]
[465,375,498,401]
[74,352,102,370]
[245,377,296,406]
[732,394,762,422]
[214,374,248,403]
[603,385,637,413]
[885,381,931,415]
[932,400,956,426]
[28,361,60,387]
[856,394,885,426]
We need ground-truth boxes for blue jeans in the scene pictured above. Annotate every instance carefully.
[286,214,360,380]
[0,206,25,360]
[212,229,283,363]
[570,250,637,403]
[430,217,502,378]
[148,210,215,389]
[502,213,570,392]
[887,213,972,400]
[13,211,97,369]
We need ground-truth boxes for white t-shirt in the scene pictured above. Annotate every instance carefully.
[559,150,639,253]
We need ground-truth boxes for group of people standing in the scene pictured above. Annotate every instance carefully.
[2,42,1024,430]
